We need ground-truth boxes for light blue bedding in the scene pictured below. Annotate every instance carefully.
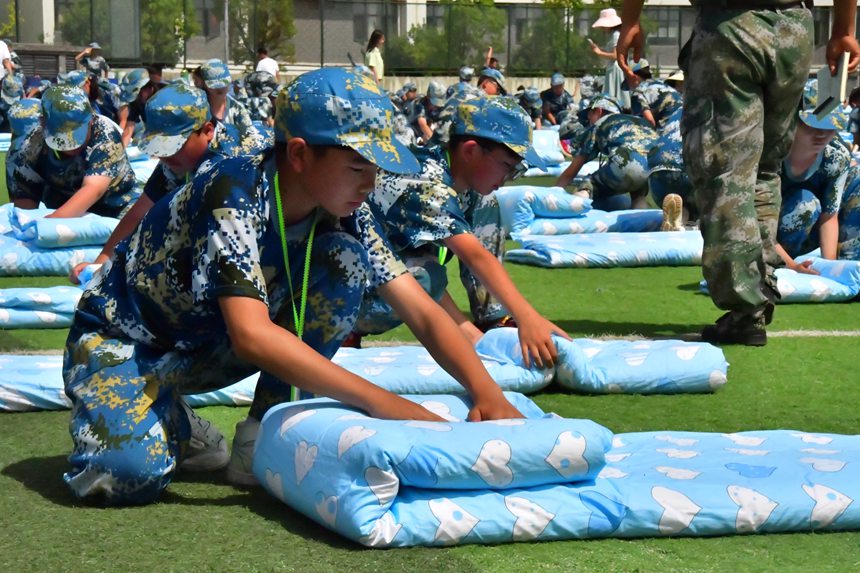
[506,231,703,268]
[699,255,860,303]
[255,393,860,547]
[0,286,81,328]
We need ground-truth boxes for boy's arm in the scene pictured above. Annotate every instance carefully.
[438,289,484,346]
[818,212,839,260]
[555,154,587,188]
[121,121,135,148]
[829,0,860,74]
[616,0,647,87]
[776,243,818,275]
[378,273,524,421]
[45,175,111,218]
[444,232,571,368]
[219,295,446,422]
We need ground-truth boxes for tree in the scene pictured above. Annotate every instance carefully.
[386,0,506,74]
[226,0,296,65]
[0,1,16,40]
[509,4,601,75]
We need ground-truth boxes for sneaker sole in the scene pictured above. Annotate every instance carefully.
[661,194,684,232]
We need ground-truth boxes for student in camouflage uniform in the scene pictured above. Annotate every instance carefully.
[6,98,40,153]
[628,59,682,130]
[245,70,278,125]
[540,72,575,126]
[447,66,479,98]
[517,87,543,129]
[354,96,570,366]
[61,67,522,504]
[617,0,859,346]
[647,106,694,223]
[118,68,165,147]
[68,83,256,284]
[477,67,506,96]
[555,96,658,211]
[6,85,137,218]
[75,42,110,79]
[837,165,860,260]
[776,109,852,269]
[409,80,446,142]
[0,72,22,129]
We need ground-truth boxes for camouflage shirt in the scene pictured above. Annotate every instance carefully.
[630,79,683,130]
[76,153,407,352]
[80,55,110,77]
[369,145,480,253]
[647,106,684,173]
[781,140,851,216]
[578,114,658,161]
[540,88,575,120]
[6,115,137,217]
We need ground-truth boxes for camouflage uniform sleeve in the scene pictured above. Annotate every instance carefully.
[578,125,599,160]
[6,128,46,204]
[384,176,472,249]
[820,143,851,215]
[83,119,127,179]
[352,204,407,288]
[630,85,648,117]
[143,162,183,203]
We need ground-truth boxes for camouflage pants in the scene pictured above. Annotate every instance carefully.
[838,169,860,260]
[62,229,368,504]
[591,148,650,204]
[355,193,508,333]
[682,7,812,314]
[649,169,695,217]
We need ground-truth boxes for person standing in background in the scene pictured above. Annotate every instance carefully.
[365,29,385,84]
[255,46,281,83]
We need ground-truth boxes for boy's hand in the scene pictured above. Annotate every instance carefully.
[516,313,571,369]
[367,393,447,422]
[467,393,525,421]
[790,259,820,276]
[69,261,92,284]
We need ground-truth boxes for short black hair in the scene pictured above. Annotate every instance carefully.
[449,134,513,158]
[257,46,268,55]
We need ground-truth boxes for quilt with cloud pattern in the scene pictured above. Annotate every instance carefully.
[255,392,860,547]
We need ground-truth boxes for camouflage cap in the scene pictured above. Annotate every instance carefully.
[478,67,507,95]
[459,66,474,82]
[426,80,447,107]
[200,59,232,90]
[41,85,94,151]
[58,70,89,89]
[247,70,278,98]
[589,95,622,115]
[88,42,102,50]
[798,108,841,132]
[550,72,565,87]
[402,81,418,93]
[139,83,211,157]
[803,78,818,109]
[1,75,23,104]
[8,97,41,142]
[522,87,542,108]
[119,68,149,104]
[631,58,650,73]
[451,96,546,169]
[275,66,419,174]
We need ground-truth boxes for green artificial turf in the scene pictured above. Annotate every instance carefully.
[2,169,860,570]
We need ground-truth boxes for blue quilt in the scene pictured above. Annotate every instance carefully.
[700,255,860,303]
[0,203,116,276]
[0,286,82,328]
[506,231,703,268]
[255,393,860,547]
[0,133,10,152]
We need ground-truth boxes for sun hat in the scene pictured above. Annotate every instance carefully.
[451,95,547,170]
[592,8,622,29]
[274,66,420,174]
[138,84,211,158]
[41,85,94,151]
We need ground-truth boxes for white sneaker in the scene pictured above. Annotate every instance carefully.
[179,400,229,472]
[226,417,261,486]
[661,193,684,232]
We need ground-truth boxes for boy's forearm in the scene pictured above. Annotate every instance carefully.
[832,0,857,36]
[620,0,646,24]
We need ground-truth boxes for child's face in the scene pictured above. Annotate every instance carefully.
[158,123,214,176]
[304,147,378,217]
[464,142,521,196]
[794,121,836,156]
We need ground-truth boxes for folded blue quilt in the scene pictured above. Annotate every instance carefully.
[700,255,860,303]
[127,147,160,184]
[0,204,112,276]
[0,133,10,153]
[0,354,257,411]
[0,286,82,328]
[531,130,566,166]
[506,231,703,268]
[255,393,860,547]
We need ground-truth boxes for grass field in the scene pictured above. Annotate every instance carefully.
[1,157,859,571]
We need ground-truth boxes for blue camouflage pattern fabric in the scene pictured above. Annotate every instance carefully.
[630,78,683,129]
[7,97,41,151]
[777,140,851,257]
[682,6,813,318]
[540,87,575,124]
[80,55,110,78]
[62,153,407,504]
[431,88,482,145]
[517,89,543,123]
[647,106,693,213]
[579,113,658,207]
[6,115,139,217]
[215,95,272,156]
[838,165,860,260]
[357,145,508,333]
[408,96,444,139]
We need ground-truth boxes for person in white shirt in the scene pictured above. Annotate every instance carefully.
[255,46,280,82]
[0,40,13,81]
[364,29,385,84]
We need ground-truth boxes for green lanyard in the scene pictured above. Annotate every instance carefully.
[273,172,318,401]
[437,150,452,265]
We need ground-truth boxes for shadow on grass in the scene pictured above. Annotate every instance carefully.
[677,282,705,292]
[554,319,705,339]
[2,455,79,506]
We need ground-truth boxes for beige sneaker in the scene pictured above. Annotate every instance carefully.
[179,399,229,472]
[661,193,684,232]
[226,417,261,486]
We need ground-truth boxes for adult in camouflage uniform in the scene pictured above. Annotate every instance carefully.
[61,67,521,503]
[540,72,575,126]
[356,96,570,366]
[6,85,137,218]
[776,110,852,268]
[555,96,658,211]
[75,42,111,79]
[617,0,859,345]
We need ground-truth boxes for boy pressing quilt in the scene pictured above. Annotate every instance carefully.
[255,392,860,547]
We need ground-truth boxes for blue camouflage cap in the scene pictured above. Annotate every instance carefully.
[58,70,89,89]
[478,67,507,95]
[798,108,841,132]
[426,80,447,107]
[522,87,541,108]
[275,66,419,174]
[41,85,94,151]
[200,59,232,90]
[119,68,149,104]
[1,75,23,104]
[89,42,102,50]
[139,83,211,157]
[459,66,474,82]
[803,78,818,109]
[550,72,565,87]
[452,95,546,169]
[589,95,622,115]
[8,98,41,142]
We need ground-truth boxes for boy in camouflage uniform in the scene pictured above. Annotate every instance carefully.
[355,96,570,367]
[409,80,447,142]
[517,87,543,129]
[245,70,278,125]
[555,96,658,211]
[628,59,682,130]
[6,85,137,218]
[75,42,110,79]
[617,0,859,345]
[541,72,575,126]
[61,68,521,504]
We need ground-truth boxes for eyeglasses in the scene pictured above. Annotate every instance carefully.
[479,144,528,182]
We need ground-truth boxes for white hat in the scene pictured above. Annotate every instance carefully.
[666,70,685,82]
[592,8,622,29]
